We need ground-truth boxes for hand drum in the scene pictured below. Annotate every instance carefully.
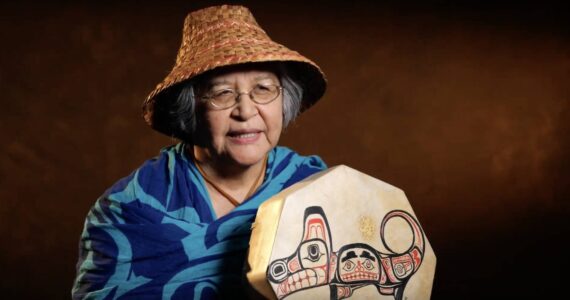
[246,165,436,300]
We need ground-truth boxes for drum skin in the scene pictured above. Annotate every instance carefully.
[246,165,436,300]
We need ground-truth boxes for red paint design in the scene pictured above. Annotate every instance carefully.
[267,208,426,300]
[288,257,300,273]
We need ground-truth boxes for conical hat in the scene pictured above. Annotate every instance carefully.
[143,5,327,136]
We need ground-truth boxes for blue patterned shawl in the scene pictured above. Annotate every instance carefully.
[72,144,326,299]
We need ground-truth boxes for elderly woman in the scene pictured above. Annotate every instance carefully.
[72,5,327,299]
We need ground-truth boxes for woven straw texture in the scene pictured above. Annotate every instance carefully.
[143,5,327,136]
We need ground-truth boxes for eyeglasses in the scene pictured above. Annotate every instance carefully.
[201,84,283,110]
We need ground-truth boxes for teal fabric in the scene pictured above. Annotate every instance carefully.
[72,144,326,299]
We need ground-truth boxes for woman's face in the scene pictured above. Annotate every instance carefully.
[194,67,283,168]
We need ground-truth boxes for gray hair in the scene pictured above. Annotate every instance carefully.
[167,64,303,143]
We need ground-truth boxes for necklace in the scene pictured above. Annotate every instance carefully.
[194,155,267,207]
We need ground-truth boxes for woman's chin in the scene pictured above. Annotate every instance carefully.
[226,146,270,167]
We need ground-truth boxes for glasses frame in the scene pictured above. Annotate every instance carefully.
[201,84,283,110]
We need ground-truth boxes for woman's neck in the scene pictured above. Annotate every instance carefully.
[190,146,266,191]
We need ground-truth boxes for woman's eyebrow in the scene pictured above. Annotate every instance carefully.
[209,79,232,86]
[209,76,276,87]
[254,75,277,81]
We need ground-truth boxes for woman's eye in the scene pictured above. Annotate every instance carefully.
[254,85,272,93]
[212,89,234,98]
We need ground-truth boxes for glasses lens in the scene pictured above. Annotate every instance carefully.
[205,85,282,109]
[209,89,236,108]
[252,84,280,103]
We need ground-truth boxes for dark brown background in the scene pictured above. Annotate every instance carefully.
[1,0,568,299]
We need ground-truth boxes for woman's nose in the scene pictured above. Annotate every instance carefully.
[232,93,259,120]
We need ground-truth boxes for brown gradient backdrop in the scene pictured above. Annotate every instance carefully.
[1,0,569,299]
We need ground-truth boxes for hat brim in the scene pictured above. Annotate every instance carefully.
[144,58,326,138]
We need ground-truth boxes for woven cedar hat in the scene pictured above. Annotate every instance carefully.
[143,5,327,136]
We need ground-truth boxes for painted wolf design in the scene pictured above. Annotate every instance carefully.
[267,206,425,300]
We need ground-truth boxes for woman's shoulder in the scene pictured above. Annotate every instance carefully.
[272,146,327,169]
[103,144,186,196]
[103,144,196,202]
[98,144,210,220]
[268,146,327,189]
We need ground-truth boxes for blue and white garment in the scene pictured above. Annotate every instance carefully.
[72,143,327,299]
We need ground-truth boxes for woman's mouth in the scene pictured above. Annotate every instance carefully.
[228,131,262,144]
